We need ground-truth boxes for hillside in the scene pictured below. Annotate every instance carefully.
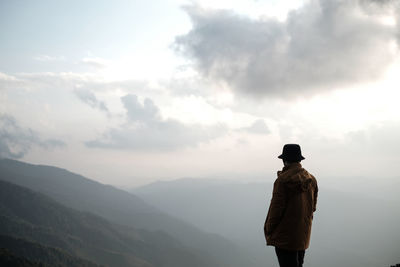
[0,159,251,267]
[0,235,101,267]
[0,179,212,267]
[0,248,44,267]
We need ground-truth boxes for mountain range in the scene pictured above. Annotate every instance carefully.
[133,177,400,267]
[1,158,399,267]
[0,159,251,267]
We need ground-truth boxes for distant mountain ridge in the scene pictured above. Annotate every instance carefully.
[133,177,400,267]
[0,158,251,267]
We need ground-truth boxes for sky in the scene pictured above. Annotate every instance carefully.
[1,0,400,187]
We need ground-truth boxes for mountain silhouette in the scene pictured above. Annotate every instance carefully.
[0,158,251,267]
[0,179,214,267]
[0,235,102,267]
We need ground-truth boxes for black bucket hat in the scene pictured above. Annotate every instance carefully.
[278,144,305,162]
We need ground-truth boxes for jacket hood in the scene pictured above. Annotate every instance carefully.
[277,163,314,192]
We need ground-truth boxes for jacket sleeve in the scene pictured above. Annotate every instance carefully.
[313,179,318,212]
[264,179,286,240]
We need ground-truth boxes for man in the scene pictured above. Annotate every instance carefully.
[264,144,318,267]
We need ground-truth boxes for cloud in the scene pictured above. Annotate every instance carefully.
[121,94,160,122]
[344,121,400,157]
[0,72,21,92]
[74,88,109,113]
[274,119,400,176]
[33,55,66,61]
[361,0,399,10]
[81,57,108,68]
[0,114,66,159]
[361,0,400,41]
[86,94,227,151]
[174,1,398,98]
[0,72,18,82]
[238,119,270,134]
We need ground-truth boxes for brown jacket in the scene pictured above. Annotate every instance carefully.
[264,163,318,251]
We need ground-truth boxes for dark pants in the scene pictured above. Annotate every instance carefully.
[275,247,305,267]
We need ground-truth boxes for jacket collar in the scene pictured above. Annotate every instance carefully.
[278,162,302,177]
[282,162,302,172]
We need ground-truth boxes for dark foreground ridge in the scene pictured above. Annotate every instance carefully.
[0,248,43,267]
[0,235,101,267]
[0,179,206,267]
[0,158,253,267]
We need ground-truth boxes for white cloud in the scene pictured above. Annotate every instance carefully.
[0,114,66,159]
[187,0,306,21]
[74,88,109,113]
[238,119,270,135]
[175,1,399,98]
[0,72,18,81]
[294,119,400,179]
[33,55,66,62]
[86,94,227,151]
[81,57,109,68]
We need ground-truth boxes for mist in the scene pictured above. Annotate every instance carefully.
[1,0,400,266]
[132,175,400,267]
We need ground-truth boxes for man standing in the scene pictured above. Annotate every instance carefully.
[264,144,318,267]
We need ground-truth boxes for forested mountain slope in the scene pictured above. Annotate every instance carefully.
[0,180,209,267]
[0,235,101,267]
[0,159,251,267]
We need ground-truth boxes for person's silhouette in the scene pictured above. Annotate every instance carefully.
[264,144,318,267]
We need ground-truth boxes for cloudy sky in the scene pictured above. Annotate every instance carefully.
[1,0,400,186]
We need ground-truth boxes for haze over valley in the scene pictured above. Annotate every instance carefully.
[1,159,399,266]
[1,0,400,266]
